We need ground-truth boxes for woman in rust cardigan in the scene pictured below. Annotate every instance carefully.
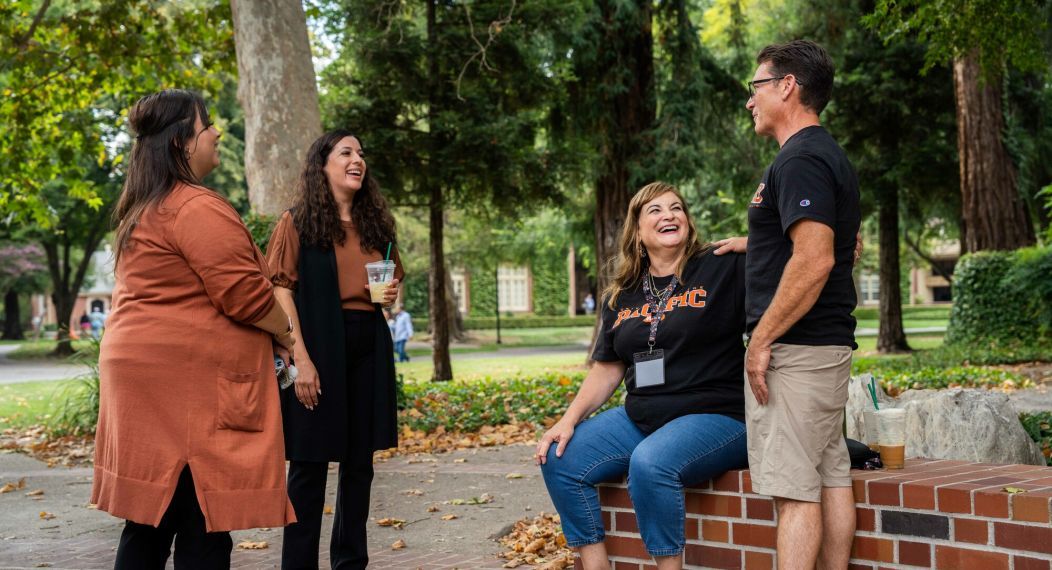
[266,130,403,569]
[92,89,297,569]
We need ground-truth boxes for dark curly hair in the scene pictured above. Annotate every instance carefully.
[291,130,396,252]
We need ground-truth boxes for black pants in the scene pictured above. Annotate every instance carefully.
[283,311,378,570]
[114,466,232,570]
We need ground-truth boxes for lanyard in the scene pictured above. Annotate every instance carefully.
[640,268,678,352]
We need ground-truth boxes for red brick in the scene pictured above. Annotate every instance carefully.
[616,512,638,534]
[744,550,773,570]
[974,488,1011,518]
[851,536,895,563]
[853,479,867,503]
[613,562,641,570]
[855,507,876,532]
[742,471,753,494]
[732,523,776,549]
[605,535,649,560]
[603,510,612,531]
[1015,556,1052,570]
[683,544,741,569]
[847,564,874,570]
[994,521,1052,555]
[968,475,1028,486]
[934,545,1009,570]
[600,486,633,509]
[953,517,988,544]
[574,556,583,570]
[746,498,774,521]
[902,483,936,510]
[1012,491,1052,523]
[897,540,931,566]
[686,493,742,518]
[702,519,729,543]
[713,470,741,492]
[867,480,901,506]
[937,484,979,514]
[684,517,699,541]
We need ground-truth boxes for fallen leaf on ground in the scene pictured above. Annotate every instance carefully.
[453,458,468,463]
[377,517,406,529]
[391,539,406,550]
[497,513,571,569]
[1004,486,1027,494]
[236,541,268,550]
[1,477,26,493]
[38,511,55,520]
[403,488,425,496]
[26,490,44,497]
[426,505,440,513]
[441,514,458,521]
[323,505,334,515]
[506,473,524,479]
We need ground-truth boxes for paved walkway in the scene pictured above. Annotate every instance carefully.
[0,445,552,569]
[0,345,85,385]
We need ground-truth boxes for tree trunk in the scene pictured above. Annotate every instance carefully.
[2,290,24,340]
[953,53,1035,252]
[593,1,656,298]
[231,0,322,215]
[43,225,104,357]
[877,191,910,354]
[426,0,452,382]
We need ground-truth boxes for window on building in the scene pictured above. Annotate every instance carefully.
[859,272,880,304]
[450,270,468,314]
[497,265,530,312]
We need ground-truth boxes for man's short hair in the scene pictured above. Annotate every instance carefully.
[756,40,834,114]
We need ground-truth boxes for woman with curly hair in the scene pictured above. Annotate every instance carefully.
[266,130,403,569]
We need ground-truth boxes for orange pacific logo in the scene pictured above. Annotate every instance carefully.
[611,286,708,329]
[751,183,765,204]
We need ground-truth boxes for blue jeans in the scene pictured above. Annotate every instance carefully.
[540,407,747,557]
[393,340,409,362]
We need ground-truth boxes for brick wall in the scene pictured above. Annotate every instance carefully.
[588,459,1052,569]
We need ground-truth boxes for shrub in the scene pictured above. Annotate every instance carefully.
[946,245,1052,348]
[49,339,101,436]
[243,212,278,254]
[1020,411,1052,466]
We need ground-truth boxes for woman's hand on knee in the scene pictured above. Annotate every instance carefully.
[535,419,575,465]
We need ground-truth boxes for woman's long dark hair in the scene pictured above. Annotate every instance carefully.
[291,130,396,252]
[112,89,209,267]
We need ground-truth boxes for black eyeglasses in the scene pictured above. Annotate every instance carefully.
[746,76,785,97]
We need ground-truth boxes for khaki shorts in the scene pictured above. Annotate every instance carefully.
[745,343,852,503]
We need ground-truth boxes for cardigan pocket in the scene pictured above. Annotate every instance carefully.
[216,370,265,432]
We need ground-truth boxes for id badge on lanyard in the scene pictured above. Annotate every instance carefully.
[633,271,678,388]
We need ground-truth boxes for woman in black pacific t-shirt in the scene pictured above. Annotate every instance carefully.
[536,182,748,569]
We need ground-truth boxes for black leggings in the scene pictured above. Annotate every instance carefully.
[114,466,232,570]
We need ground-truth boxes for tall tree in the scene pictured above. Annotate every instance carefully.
[324,0,577,380]
[0,241,48,340]
[867,0,1047,252]
[230,0,321,215]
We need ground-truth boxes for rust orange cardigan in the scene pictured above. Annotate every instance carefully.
[91,184,295,532]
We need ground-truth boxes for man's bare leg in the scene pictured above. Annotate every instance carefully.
[817,486,856,569]
[654,554,682,570]
[577,542,611,570]
[775,498,822,570]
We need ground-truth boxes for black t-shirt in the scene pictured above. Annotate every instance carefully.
[745,126,860,348]
[592,252,747,434]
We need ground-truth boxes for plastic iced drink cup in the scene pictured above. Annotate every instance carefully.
[366,260,396,304]
[877,408,906,469]
[863,408,880,452]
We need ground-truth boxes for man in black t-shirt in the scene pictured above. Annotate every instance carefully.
[743,40,861,568]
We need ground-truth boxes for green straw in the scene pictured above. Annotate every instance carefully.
[384,242,392,261]
[868,377,880,411]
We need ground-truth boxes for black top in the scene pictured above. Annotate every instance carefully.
[592,252,747,434]
[745,126,861,348]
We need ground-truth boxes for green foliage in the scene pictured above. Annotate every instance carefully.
[243,212,277,254]
[399,372,622,434]
[48,338,101,436]
[1019,412,1052,465]
[946,246,1052,347]
[865,0,1049,79]
[0,241,48,294]
[851,305,952,322]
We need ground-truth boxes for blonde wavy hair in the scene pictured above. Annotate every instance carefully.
[603,182,710,309]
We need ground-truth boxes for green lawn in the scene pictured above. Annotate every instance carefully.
[406,326,593,357]
[0,380,74,429]
[854,334,945,355]
[397,351,589,382]
[4,339,91,361]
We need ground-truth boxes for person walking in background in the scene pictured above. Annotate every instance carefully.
[581,293,596,315]
[93,89,297,569]
[89,307,106,339]
[742,40,861,568]
[266,130,403,570]
[79,313,91,340]
[392,306,413,363]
